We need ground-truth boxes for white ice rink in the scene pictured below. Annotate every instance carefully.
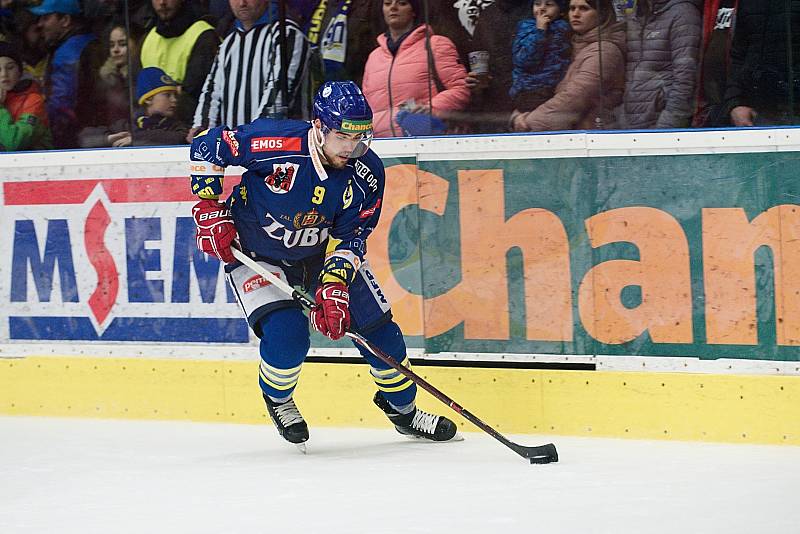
[1,416,799,534]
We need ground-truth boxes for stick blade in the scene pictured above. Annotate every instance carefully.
[511,442,558,464]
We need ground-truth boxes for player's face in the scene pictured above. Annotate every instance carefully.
[534,0,561,21]
[315,119,372,169]
[323,130,363,168]
[0,57,21,91]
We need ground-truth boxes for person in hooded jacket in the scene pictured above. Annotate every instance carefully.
[0,42,52,151]
[621,0,702,129]
[361,0,469,137]
[512,0,626,131]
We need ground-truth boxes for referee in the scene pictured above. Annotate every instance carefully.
[190,0,310,137]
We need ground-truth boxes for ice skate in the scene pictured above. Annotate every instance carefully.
[264,394,309,453]
[373,392,462,442]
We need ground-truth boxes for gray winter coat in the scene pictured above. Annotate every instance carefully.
[622,0,702,129]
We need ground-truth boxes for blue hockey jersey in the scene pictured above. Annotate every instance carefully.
[189,119,385,279]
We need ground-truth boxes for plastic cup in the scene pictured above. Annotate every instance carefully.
[468,51,490,75]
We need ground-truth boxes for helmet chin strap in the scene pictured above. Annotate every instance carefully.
[311,123,333,165]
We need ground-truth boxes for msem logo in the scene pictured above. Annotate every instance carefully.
[2,176,249,343]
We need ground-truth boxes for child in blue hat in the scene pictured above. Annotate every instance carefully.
[131,66,188,145]
[510,0,572,113]
[80,66,188,147]
[136,66,178,111]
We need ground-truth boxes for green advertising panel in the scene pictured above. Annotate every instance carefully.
[409,152,800,361]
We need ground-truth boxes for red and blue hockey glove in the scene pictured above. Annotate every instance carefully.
[310,282,350,340]
[192,199,237,264]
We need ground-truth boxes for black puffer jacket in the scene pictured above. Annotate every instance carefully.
[469,0,530,129]
[622,0,702,129]
[724,0,800,119]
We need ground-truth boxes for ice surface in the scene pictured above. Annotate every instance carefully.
[1,416,798,533]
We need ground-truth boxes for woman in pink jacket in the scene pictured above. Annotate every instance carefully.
[362,0,470,138]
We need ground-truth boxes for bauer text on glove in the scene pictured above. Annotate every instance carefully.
[310,282,350,340]
[192,199,237,263]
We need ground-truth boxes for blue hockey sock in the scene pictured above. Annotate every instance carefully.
[354,321,417,413]
[257,308,310,402]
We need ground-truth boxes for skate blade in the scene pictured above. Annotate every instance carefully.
[295,442,307,454]
[402,431,465,443]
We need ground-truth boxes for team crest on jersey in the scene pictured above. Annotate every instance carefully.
[265,163,300,194]
[293,208,327,229]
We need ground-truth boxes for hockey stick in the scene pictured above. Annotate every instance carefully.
[231,246,558,464]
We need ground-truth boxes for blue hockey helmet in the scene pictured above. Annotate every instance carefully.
[313,81,374,158]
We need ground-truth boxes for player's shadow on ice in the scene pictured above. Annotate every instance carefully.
[200,438,451,464]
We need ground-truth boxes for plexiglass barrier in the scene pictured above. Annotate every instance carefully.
[1,0,799,150]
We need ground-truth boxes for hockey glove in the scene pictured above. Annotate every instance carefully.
[192,199,237,263]
[310,282,350,340]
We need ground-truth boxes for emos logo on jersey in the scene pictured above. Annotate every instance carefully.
[3,175,249,344]
[250,137,302,152]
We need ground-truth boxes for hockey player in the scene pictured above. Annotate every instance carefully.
[189,81,458,448]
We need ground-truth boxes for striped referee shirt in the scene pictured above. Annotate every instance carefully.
[193,12,310,129]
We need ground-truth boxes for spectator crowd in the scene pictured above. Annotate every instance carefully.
[0,0,799,152]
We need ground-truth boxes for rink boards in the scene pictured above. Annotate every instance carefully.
[1,355,799,445]
[1,129,800,445]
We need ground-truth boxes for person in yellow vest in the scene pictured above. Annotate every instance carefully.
[140,0,219,124]
[14,10,49,89]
